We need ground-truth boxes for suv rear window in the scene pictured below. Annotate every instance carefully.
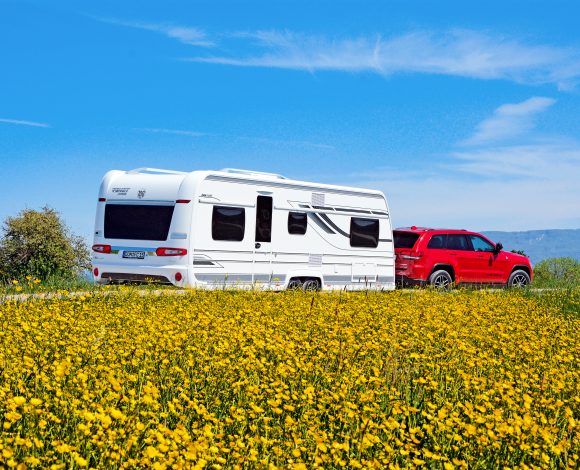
[104,204,174,240]
[394,231,420,249]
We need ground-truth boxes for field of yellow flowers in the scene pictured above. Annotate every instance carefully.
[1,288,579,469]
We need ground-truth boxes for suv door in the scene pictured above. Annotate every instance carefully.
[468,235,507,283]
[445,234,479,283]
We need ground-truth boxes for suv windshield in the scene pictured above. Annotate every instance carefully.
[394,231,420,249]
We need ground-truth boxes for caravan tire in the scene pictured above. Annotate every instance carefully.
[287,279,302,290]
[302,279,321,291]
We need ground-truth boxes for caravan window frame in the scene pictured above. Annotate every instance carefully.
[288,211,307,235]
[349,217,379,248]
[212,206,246,241]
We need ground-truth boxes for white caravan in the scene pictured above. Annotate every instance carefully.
[91,168,395,291]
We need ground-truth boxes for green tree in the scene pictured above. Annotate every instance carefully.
[534,257,580,287]
[0,207,90,281]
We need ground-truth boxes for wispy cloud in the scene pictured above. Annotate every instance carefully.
[452,96,567,178]
[462,97,556,146]
[235,135,335,150]
[186,29,580,89]
[345,98,580,230]
[452,139,580,177]
[136,127,334,150]
[135,127,207,137]
[94,17,213,47]
[0,118,50,128]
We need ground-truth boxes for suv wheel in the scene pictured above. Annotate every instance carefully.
[508,270,530,288]
[429,270,452,289]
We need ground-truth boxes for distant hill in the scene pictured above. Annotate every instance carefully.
[481,229,580,265]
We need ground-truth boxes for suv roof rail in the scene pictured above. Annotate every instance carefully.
[220,168,287,180]
[127,167,187,175]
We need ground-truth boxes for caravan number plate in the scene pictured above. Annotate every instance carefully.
[123,250,146,259]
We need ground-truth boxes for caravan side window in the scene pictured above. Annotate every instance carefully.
[212,206,245,241]
[288,212,307,235]
[350,217,379,248]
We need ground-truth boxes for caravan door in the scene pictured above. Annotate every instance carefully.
[253,195,273,285]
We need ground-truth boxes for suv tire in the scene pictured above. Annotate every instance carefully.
[507,270,530,288]
[429,270,452,289]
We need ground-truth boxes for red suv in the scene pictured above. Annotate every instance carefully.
[394,227,533,288]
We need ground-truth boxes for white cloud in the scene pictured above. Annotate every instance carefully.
[95,18,213,47]
[136,127,334,150]
[356,167,580,231]
[136,127,206,137]
[0,118,50,128]
[186,29,580,88]
[452,140,580,177]
[462,97,556,145]
[343,97,580,230]
[235,135,335,150]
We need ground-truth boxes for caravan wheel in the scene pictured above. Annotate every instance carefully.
[302,279,321,291]
[287,279,302,290]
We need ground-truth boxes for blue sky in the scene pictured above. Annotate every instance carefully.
[1,0,580,240]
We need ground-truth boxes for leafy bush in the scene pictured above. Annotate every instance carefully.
[0,207,90,281]
[533,257,580,287]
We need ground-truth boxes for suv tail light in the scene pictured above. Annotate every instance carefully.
[399,250,422,260]
[156,247,188,256]
[92,244,112,253]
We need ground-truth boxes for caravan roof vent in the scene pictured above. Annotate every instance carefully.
[220,168,287,180]
[127,168,187,175]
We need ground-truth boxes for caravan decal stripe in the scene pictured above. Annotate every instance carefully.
[195,274,287,282]
[319,214,349,237]
[308,213,335,234]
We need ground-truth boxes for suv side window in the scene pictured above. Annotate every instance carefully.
[469,235,495,252]
[427,234,447,249]
[446,234,470,251]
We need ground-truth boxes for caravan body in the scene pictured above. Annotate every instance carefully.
[92,168,395,290]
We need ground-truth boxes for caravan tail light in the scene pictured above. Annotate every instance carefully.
[156,247,188,256]
[399,250,423,260]
[92,244,112,254]
[175,272,183,282]
[176,199,191,204]
[93,267,99,276]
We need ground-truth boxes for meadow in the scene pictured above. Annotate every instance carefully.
[0,288,579,469]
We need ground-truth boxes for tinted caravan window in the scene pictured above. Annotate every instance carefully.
[104,204,174,241]
[288,212,307,235]
[212,206,245,241]
[350,217,379,248]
